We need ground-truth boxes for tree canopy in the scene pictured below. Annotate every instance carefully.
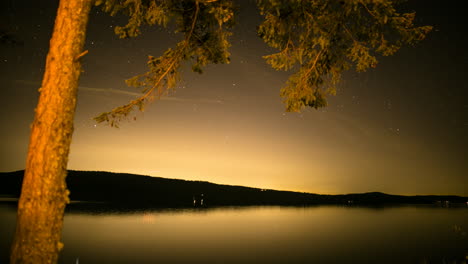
[93,0,235,126]
[92,0,431,127]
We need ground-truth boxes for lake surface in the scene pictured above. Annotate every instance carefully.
[1,203,467,263]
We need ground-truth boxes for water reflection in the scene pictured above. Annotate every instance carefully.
[1,204,467,263]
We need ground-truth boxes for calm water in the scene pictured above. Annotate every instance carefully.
[1,204,467,264]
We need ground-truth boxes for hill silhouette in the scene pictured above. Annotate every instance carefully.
[1,170,466,208]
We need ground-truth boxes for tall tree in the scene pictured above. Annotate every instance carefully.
[10,0,93,263]
[10,0,234,263]
[10,0,430,263]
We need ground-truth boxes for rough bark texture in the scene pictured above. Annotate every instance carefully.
[10,0,92,263]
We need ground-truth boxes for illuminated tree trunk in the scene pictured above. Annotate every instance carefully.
[10,0,92,263]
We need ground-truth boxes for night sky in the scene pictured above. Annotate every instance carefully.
[0,0,467,196]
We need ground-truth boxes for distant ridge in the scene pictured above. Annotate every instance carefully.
[1,170,466,208]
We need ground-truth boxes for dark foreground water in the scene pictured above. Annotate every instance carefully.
[1,203,467,264]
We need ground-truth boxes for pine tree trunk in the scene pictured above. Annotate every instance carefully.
[10,0,92,263]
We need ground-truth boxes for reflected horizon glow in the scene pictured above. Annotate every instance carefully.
[0,204,468,264]
[47,206,468,263]
[2,205,466,264]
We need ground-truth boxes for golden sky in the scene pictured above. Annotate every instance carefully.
[0,0,466,196]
